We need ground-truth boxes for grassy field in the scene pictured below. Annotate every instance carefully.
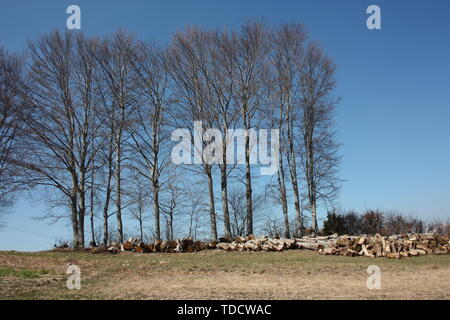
[0,249,449,300]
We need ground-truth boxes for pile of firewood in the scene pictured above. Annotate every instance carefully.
[101,237,218,254]
[214,234,335,252]
[319,232,450,258]
[91,232,450,259]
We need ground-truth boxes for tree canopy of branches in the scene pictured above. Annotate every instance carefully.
[0,47,26,227]
[2,21,343,246]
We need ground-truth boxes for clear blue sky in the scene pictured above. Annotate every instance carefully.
[1,0,449,251]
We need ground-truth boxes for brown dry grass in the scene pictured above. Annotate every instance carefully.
[0,249,449,300]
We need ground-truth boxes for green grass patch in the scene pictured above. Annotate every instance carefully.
[0,267,51,279]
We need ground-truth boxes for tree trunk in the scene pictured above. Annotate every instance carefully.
[169,212,174,241]
[153,183,161,241]
[306,111,317,233]
[90,209,95,247]
[78,169,86,248]
[310,191,318,233]
[89,177,96,247]
[71,195,80,248]
[277,154,290,238]
[77,200,85,248]
[291,172,303,237]
[285,111,303,237]
[70,168,81,248]
[220,163,232,237]
[206,165,218,241]
[244,125,253,236]
[115,141,124,243]
[102,175,112,246]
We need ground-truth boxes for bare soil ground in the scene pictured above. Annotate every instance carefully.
[0,249,449,299]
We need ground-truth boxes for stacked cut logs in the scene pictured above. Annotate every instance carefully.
[98,232,450,258]
[318,233,450,258]
[105,237,218,254]
[215,234,336,252]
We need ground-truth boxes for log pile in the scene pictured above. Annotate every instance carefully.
[97,232,450,259]
[105,237,218,254]
[318,233,450,258]
[215,234,336,252]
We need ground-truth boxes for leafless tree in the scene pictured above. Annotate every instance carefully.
[262,217,284,238]
[15,31,101,247]
[0,47,25,227]
[360,209,384,234]
[127,41,171,241]
[270,23,308,237]
[95,83,116,246]
[97,30,138,243]
[127,174,149,241]
[160,174,183,241]
[177,177,209,241]
[298,42,341,233]
[228,187,266,237]
[0,49,23,194]
[74,33,103,247]
[206,30,242,238]
[168,28,219,241]
[230,21,271,235]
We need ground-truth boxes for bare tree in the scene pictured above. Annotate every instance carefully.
[127,174,149,241]
[230,21,271,235]
[270,23,308,237]
[206,30,242,238]
[128,41,171,241]
[97,30,137,243]
[298,42,341,233]
[15,31,101,247]
[96,85,116,246]
[262,217,284,238]
[177,177,209,241]
[73,33,103,247]
[160,174,183,241]
[228,187,265,237]
[0,47,25,226]
[168,28,219,241]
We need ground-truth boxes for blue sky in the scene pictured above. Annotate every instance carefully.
[1,0,450,251]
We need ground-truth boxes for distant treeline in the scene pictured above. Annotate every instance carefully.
[322,209,450,236]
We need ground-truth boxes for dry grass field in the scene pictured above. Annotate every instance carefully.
[0,249,449,300]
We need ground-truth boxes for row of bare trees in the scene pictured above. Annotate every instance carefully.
[0,21,341,246]
[0,47,26,229]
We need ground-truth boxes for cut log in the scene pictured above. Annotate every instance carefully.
[219,236,233,243]
[399,251,410,258]
[91,246,108,254]
[361,244,374,257]
[123,241,133,251]
[357,237,366,245]
[297,242,322,251]
[235,236,246,243]
[321,247,335,255]
[107,246,119,254]
[416,244,432,255]
[386,252,401,259]
[216,242,229,250]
